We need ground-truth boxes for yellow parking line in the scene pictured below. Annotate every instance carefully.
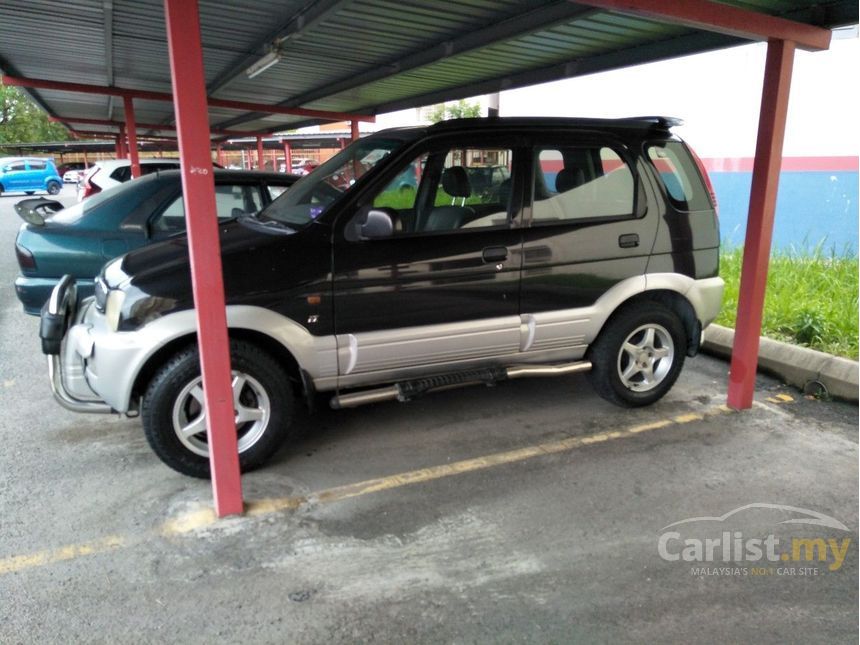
[0,535,127,575]
[3,402,736,572]
[169,403,735,534]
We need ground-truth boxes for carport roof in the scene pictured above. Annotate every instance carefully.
[1,0,857,139]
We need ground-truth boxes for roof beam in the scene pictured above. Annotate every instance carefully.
[0,74,375,122]
[104,0,115,119]
[48,116,253,138]
[571,0,831,51]
[351,30,740,119]
[213,0,596,130]
[207,0,348,96]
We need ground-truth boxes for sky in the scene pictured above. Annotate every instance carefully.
[372,29,859,159]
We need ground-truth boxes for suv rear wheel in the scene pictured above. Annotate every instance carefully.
[46,181,61,195]
[141,340,294,478]
[587,302,686,407]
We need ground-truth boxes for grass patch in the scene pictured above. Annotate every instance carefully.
[717,242,859,359]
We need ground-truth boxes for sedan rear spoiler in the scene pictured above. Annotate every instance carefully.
[14,197,64,226]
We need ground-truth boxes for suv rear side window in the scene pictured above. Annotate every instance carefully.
[29,160,47,170]
[532,146,634,223]
[646,142,711,211]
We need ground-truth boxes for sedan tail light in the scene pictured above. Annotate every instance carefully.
[80,167,102,200]
[15,242,36,270]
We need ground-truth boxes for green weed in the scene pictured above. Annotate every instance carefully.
[716,242,859,359]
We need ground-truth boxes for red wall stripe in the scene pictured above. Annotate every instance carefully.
[702,156,859,173]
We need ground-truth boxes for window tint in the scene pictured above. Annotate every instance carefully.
[647,142,711,211]
[111,166,131,182]
[531,146,634,223]
[367,146,513,236]
[29,160,47,170]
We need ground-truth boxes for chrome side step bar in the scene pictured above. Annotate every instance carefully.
[48,355,113,414]
[330,360,592,409]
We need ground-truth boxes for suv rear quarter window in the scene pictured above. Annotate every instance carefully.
[646,141,711,211]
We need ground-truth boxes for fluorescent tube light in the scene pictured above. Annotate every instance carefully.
[246,51,282,79]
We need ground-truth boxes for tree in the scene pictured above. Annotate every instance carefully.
[0,82,70,147]
[426,99,483,123]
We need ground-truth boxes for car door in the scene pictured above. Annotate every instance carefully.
[4,161,27,190]
[332,134,527,385]
[518,135,659,356]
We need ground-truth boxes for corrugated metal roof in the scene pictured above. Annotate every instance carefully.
[0,0,856,139]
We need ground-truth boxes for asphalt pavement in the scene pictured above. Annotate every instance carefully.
[1,185,857,644]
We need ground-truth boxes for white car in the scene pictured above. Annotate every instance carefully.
[78,158,183,200]
[63,169,82,183]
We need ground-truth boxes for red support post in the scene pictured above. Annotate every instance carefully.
[282,141,292,172]
[256,135,264,170]
[217,144,225,167]
[164,0,244,516]
[350,120,359,142]
[117,123,128,159]
[727,39,796,410]
[114,136,121,158]
[123,96,141,178]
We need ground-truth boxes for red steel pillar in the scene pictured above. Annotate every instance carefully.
[350,120,359,142]
[118,123,129,159]
[123,96,141,178]
[282,140,292,172]
[727,39,796,410]
[164,0,243,516]
[216,144,225,167]
[114,136,122,157]
[256,135,264,170]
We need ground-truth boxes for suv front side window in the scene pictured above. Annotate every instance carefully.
[367,145,515,236]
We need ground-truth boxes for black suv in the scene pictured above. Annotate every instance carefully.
[41,117,723,477]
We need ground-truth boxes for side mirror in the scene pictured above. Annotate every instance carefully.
[348,208,394,241]
[362,209,394,239]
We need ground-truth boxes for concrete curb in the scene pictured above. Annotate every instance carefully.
[701,324,859,403]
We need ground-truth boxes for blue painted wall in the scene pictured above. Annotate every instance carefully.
[711,171,858,255]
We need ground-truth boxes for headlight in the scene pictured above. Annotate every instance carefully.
[105,289,126,332]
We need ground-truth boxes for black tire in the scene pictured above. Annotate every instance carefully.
[141,340,294,478]
[587,302,686,407]
[46,181,61,195]
[25,191,35,195]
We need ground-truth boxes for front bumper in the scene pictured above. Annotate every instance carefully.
[41,275,158,414]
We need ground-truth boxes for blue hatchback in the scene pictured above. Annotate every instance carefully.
[0,157,62,196]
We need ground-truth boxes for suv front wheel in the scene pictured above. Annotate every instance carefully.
[141,340,294,478]
[587,302,686,407]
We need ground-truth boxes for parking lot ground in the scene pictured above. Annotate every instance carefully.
[1,190,857,643]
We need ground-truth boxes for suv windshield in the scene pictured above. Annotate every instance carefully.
[258,136,409,227]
